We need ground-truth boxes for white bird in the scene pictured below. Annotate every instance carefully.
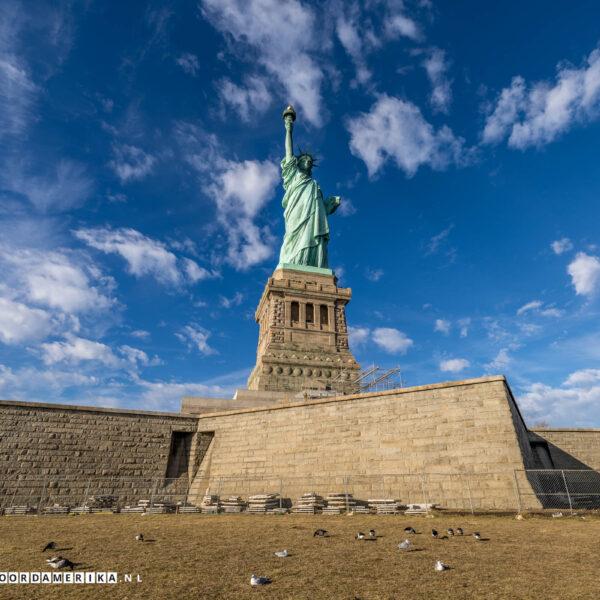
[250,574,271,586]
[47,556,74,570]
[435,560,449,571]
[473,532,481,540]
[135,534,144,542]
[355,532,365,540]
[274,550,288,557]
[397,539,410,549]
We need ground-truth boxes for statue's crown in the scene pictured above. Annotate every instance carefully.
[296,143,320,166]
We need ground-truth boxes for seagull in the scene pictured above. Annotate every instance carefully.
[404,526,416,534]
[135,534,144,542]
[313,529,328,537]
[397,539,410,549]
[447,528,454,536]
[47,557,74,570]
[456,528,463,535]
[473,532,481,540]
[42,542,56,553]
[369,529,376,537]
[274,550,288,557]
[250,574,271,586]
[355,532,365,540]
[435,560,449,571]
[431,529,439,539]
[45,556,60,564]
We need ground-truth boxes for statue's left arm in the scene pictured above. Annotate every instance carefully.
[324,195,341,215]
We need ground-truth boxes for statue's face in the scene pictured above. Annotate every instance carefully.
[298,155,312,173]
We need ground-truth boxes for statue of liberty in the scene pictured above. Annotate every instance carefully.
[277,106,340,271]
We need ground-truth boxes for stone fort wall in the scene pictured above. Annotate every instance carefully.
[2,378,586,510]
[0,400,206,504]
[189,376,542,509]
[531,428,600,471]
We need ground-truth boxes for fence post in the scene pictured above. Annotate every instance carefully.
[279,477,283,510]
[149,479,157,512]
[381,475,385,499]
[420,474,428,509]
[36,480,46,515]
[561,470,573,514]
[465,473,474,515]
[217,477,222,512]
[512,471,522,513]
[82,479,92,508]
[344,476,350,513]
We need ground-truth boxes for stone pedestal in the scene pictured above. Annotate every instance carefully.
[246,268,360,394]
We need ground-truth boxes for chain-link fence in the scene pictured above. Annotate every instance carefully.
[1,470,599,515]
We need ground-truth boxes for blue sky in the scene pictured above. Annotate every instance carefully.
[1,0,600,426]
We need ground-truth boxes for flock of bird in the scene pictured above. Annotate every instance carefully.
[40,533,147,572]
[250,525,487,585]
[40,524,485,586]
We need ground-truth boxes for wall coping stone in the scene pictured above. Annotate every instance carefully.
[193,376,508,420]
[0,399,193,419]
[531,428,600,433]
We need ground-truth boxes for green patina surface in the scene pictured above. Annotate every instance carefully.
[278,106,340,270]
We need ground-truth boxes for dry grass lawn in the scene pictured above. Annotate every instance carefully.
[0,513,598,599]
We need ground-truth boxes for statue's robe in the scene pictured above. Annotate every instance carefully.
[278,156,340,269]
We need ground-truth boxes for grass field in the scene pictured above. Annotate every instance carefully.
[0,512,598,599]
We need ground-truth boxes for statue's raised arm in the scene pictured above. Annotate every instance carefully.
[277,106,340,272]
[283,105,295,160]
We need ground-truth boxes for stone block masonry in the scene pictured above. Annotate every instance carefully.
[531,428,600,470]
[189,376,543,509]
[0,400,208,504]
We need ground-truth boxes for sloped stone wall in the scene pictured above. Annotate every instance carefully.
[531,428,600,470]
[190,376,542,509]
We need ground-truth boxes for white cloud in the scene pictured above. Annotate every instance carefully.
[365,267,384,282]
[485,348,511,373]
[0,297,54,344]
[347,95,470,177]
[108,144,156,183]
[517,300,543,315]
[519,375,600,426]
[427,224,454,254]
[119,345,161,367]
[0,6,38,142]
[539,307,563,317]
[0,246,115,314]
[372,327,413,354]
[422,48,452,113]
[337,198,357,216]
[74,227,212,286]
[41,334,121,367]
[483,47,600,149]
[219,292,243,308]
[200,0,324,125]
[2,159,93,213]
[434,318,451,335]
[567,252,600,296]
[439,358,470,373]
[175,52,200,75]
[182,258,213,283]
[130,329,150,340]
[563,369,600,388]
[385,11,422,42]
[177,123,280,270]
[348,326,370,347]
[458,317,470,338]
[551,237,573,255]
[176,324,216,355]
[217,76,271,121]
